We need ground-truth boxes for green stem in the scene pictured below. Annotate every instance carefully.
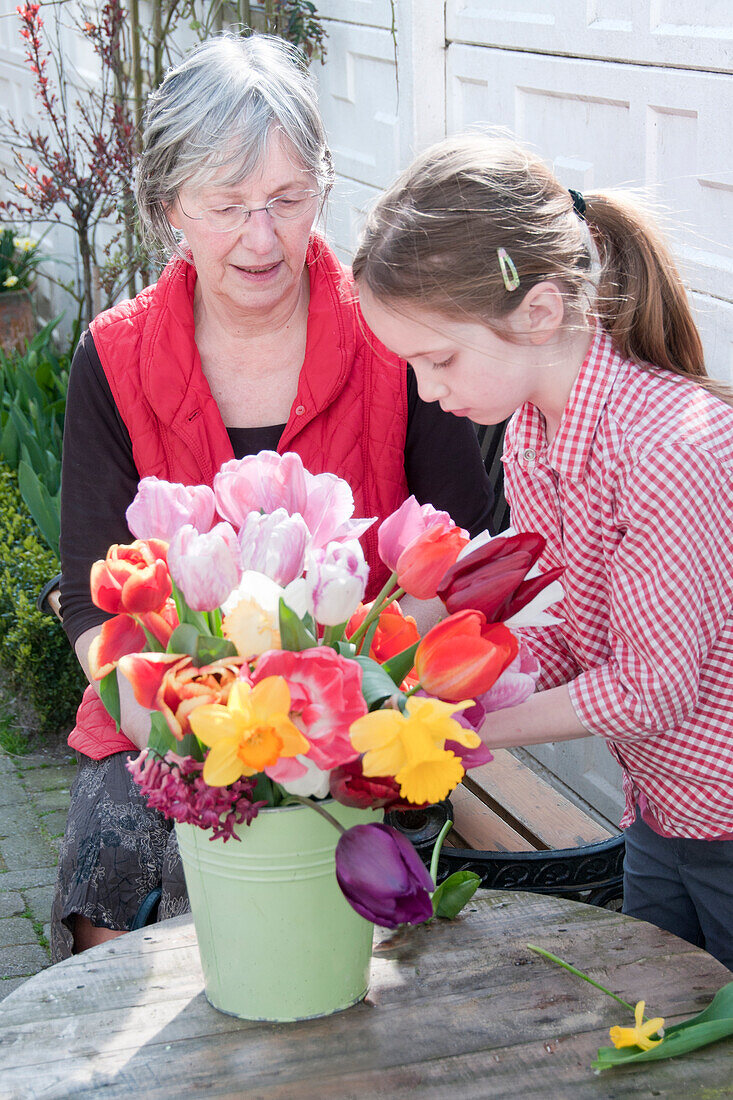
[281,794,346,835]
[403,682,423,699]
[347,572,399,646]
[208,607,223,636]
[526,945,637,1014]
[429,819,452,886]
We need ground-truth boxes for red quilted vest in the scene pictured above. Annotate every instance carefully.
[70,236,409,758]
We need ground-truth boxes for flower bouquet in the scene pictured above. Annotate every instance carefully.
[89,450,561,1020]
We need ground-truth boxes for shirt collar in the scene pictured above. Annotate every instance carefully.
[509,326,624,481]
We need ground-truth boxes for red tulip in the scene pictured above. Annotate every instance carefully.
[329,758,427,811]
[90,539,171,615]
[437,532,563,623]
[414,611,518,702]
[88,604,177,680]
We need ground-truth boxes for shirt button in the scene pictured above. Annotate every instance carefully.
[523,447,536,461]
[295,404,306,416]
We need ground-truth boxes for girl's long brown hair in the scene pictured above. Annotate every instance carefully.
[353,132,724,396]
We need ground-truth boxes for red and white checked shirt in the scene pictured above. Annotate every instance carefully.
[503,326,733,839]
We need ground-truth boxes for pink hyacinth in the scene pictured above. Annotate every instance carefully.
[126,477,217,541]
[127,751,266,842]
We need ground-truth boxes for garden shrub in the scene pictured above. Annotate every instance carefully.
[0,464,85,735]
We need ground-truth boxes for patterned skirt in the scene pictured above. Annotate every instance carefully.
[50,750,190,962]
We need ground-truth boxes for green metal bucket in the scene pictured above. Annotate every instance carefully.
[176,801,382,1022]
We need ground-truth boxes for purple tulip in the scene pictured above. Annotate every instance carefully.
[335,823,434,928]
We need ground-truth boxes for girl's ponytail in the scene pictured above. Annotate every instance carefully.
[584,192,706,382]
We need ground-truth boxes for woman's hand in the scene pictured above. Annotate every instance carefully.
[74,624,155,750]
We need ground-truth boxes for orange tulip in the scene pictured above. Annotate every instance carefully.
[117,652,246,740]
[347,601,420,663]
[414,611,518,702]
[90,538,171,615]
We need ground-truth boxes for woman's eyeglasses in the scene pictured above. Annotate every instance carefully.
[177,189,322,233]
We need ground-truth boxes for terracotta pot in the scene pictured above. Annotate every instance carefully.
[0,290,36,355]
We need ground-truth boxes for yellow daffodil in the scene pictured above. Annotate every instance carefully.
[3,275,19,288]
[190,676,309,786]
[12,236,36,252]
[349,694,480,804]
[609,1000,665,1051]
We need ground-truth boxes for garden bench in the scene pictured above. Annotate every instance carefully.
[389,755,624,910]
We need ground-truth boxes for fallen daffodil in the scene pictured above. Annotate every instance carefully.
[608,999,665,1051]
[527,944,733,1073]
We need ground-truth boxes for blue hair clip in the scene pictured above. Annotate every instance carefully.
[497,247,520,292]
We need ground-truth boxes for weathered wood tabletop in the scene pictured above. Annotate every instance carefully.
[1,890,730,1099]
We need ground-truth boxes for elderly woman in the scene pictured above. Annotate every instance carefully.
[51,34,493,961]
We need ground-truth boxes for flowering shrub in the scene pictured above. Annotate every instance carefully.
[90,450,562,926]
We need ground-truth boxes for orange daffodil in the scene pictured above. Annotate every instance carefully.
[609,1000,665,1051]
[349,695,481,805]
[190,677,309,786]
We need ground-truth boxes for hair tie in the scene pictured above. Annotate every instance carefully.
[497,247,520,292]
[568,188,586,220]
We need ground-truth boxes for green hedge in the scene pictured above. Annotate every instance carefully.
[0,464,86,734]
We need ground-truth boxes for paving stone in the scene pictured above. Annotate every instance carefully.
[42,922,51,946]
[34,788,72,814]
[0,771,27,808]
[0,976,28,1000]
[0,801,39,839]
[0,830,56,871]
[37,810,69,838]
[23,885,54,925]
[14,752,74,770]
[0,866,58,891]
[0,917,37,947]
[0,890,25,918]
[19,764,77,793]
[0,942,49,978]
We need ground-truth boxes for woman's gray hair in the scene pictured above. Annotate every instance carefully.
[136,33,334,258]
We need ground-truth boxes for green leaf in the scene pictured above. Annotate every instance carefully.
[0,414,19,468]
[353,655,403,710]
[99,669,121,728]
[592,982,733,1071]
[279,599,317,651]
[382,641,419,687]
[167,623,199,656]
[332,640,357,658]
[176,732,205,763]
[147,711,178,758]
[194,634,238,666]
[431,871,480,919]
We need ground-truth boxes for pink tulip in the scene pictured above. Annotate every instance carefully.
[305,540,369,626]
[214,451,308,527]
[214,451,375,549]
[126,477,216,541]
[237,508,309,586]
[168,522,241,611]
[478,640,540,713]
[378,496,469,573]
[301,469,376,549]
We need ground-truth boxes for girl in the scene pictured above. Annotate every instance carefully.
[352,132,733,970]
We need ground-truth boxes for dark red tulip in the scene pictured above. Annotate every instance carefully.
[329,759,427,812]
[437,532,563,623]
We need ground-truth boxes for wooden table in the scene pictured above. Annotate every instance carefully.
[1,891,730,1099]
